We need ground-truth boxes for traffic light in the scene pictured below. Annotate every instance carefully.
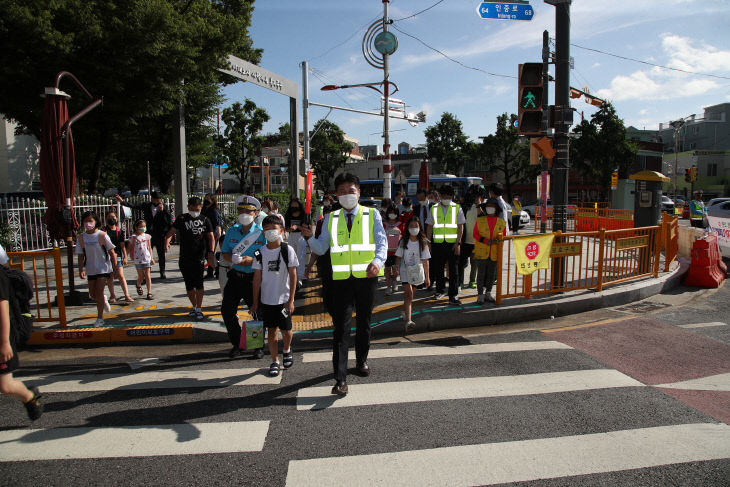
[684,168,691,182]
[690,165,698,182]
[518,63,544,136]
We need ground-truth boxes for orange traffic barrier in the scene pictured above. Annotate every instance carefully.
[684,234,726,288]
[8,247,67,327]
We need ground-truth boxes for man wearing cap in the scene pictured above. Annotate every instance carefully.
[220,195,267,359]
[301,173,387,396]
[689,191,707,228]
[115,191,172,279]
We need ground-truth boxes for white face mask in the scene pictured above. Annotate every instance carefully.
[338,193,358,210]
[264,229,280,243]
[408,227,420,236]
[388,213,397,220]
[189,211,200,218]
[238,213,254,226]
[441,199,452,206]
[486,207,496,215]
[85,222,96,231]
[420,199,428,206]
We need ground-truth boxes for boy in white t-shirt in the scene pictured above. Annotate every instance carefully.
[250,215,299,377]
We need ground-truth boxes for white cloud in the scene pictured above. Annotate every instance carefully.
[483,83,511,96]
[595,34,728,101]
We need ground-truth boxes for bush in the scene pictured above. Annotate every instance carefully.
[0,222,12,251]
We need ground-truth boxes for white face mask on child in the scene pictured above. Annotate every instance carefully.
[85,222,95,231]
[486,207,496,215]
[408,227,420,236]
[264,229,280,243]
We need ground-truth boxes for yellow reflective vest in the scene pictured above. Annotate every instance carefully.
[431,202,460,243]
[328,206,384,280]
[473,216,506,261]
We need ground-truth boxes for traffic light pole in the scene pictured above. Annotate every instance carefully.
[540,29,550,234]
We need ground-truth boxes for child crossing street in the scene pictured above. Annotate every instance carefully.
[250,215,299,378]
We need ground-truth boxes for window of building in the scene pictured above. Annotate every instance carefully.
[707,163,717,177]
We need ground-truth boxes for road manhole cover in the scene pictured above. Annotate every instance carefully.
[616,302,671,313]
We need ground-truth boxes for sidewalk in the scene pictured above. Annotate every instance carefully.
[27,245,687,346]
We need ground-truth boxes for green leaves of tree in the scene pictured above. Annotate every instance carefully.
[310,119,352,192]
[424,112,469,175]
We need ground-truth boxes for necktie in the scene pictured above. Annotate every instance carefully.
[347,213,353,231]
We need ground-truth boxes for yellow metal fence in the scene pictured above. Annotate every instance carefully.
[8,247,67,327]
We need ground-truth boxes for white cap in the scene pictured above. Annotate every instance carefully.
[234,195,261,211]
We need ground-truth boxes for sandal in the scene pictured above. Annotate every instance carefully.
[269,362,280,377]
[108,297,117,304]
[136,285,143,296]
[123,296,135,303]
[147,293,154,300]
[283,352,294,369]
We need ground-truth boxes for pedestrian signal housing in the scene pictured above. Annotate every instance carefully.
[518,63,544,136]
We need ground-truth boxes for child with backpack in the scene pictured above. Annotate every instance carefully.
[0,246,43,420]
[394,216,431,333]
[249,215,299,377]
[128,219,155,300]
[76,211,117,327]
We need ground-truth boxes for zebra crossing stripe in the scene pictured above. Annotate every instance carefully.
[302,341,572,363]
[0,421,270,462]
[21,368,281,393]
[285,423,730,487]
[296,369,643,410]
[654,372,730,391]
[678,322,727,329]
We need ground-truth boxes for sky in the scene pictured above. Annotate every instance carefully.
[222,0,730,150]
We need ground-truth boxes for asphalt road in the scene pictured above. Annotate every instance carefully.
[1,282,729,486]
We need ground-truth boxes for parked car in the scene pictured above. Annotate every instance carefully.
[707,197,730,209]
[511,206,530,228]
[660,195,674,213]
[707,200,730,257]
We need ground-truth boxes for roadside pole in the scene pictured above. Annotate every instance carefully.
[540,29,550,234]
[382,0,392,201]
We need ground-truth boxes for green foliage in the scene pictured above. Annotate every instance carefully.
[0,222,12,251]
[424,112,469,175]
[0,0,261,193]
[310,119,352,192]
[263,123,291,147]
[217,99,270,193]
[571,102,637,195]
[478,113,539,200]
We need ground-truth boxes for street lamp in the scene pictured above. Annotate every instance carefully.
[670,119,686,203]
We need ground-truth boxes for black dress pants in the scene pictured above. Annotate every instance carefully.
[151,235,166,275]
[330,276,377,382]
[221,271,255,347]
[431,242,459,297]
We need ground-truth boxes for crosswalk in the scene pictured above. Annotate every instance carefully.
[2,329,729,485]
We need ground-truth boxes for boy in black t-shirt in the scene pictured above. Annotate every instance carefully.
[164,196,214,321]
[0,268,43,420]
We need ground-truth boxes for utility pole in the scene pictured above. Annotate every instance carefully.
[382,0,393,201]
[540,29,550,234]
[302,61,311,178]
[173,81,187,210]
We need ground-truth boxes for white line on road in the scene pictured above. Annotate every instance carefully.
[296,369,643,410]
[655,372,730,391]
[302,341,572,363]
[678,322,727,329]
[285,423,730,487]
[20,368,281,393]
[0,421,270,462]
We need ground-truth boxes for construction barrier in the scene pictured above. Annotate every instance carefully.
[684,234,726,288]
[661,213,679,272]
[496,225,661,304]
[7,247,67,328]
[575,208,634,232]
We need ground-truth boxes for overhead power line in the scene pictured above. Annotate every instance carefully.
[306,13,382,62]
[392,0,447,22]
[571,43,730,80]
[391,24,515,79]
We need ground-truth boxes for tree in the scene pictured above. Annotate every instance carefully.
[571,102,637,199]
[217,100,270,193]
[0,0,261,193]
[479,113,539,200]
[424,112,469,175]
[263,123,291,147]
[310,120,352,192]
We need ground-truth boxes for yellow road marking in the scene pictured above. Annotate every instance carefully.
[542,317,629,333]
[148,305,157,310]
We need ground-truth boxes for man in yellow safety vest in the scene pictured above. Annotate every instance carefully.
[689,190,707,228]
[302,173,387,396]
[426,184,466,304]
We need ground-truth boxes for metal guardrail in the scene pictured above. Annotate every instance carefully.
[7,247,67,327]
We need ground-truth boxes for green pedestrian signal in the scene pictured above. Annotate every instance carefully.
[518,63,544,136]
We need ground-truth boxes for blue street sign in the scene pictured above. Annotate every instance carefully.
[476,2,534,21]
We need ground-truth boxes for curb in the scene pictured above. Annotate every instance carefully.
[27,262,688,347]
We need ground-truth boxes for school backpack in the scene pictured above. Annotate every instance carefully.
[253,242,290,269]
[2,266,34,349]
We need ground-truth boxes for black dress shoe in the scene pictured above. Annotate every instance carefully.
[159,273,166,280]
[356,362,371,377]
[253,348,264,360]
[229,346,243,358]
[331,381,348,395]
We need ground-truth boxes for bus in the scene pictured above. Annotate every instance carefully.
[359,175,482,201]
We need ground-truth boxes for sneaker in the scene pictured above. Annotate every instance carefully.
[461,283,469,290]
[187,310,197,319]
[229,346,243,359]
[94,318,105,327]
[391,284,398,294]
[405,320,416,333]
[433,292,445,299]
[485,294,496,303]
[253,348,264,360]
[195,310,205,321]
[477,294,485,304]
[385,286,393,296]
[24,387,43,421]
[269,362,280,377]
[469,282,477,289]
[103,295,111,313]
[449,296,462,305]
[283,352,294,369]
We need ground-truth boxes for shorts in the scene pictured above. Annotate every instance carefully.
[260,303,292,331]
[135,263,152,270]
[114,257,123,268]
[87,273,111,281]
[0,341,19,375]
[180,261,204,291]
[385,255,397,267]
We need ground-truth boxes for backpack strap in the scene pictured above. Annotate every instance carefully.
[280,242,289,267]
[254,249,262,265]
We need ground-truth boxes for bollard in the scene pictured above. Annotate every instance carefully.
[684,234,726,288]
